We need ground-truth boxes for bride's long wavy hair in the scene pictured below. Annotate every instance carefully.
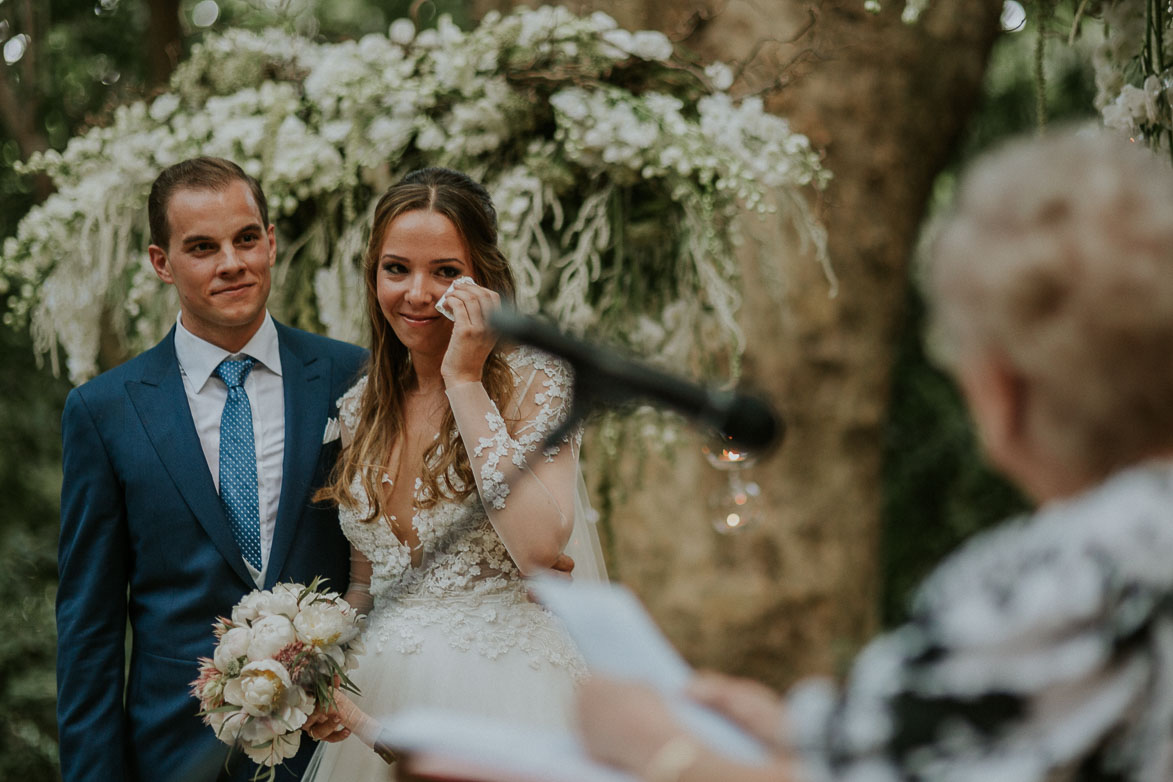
[317,167,517,522]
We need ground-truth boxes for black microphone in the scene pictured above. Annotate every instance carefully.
[489,308,783,452]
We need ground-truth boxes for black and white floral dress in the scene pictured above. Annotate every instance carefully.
[787,461,1173,782]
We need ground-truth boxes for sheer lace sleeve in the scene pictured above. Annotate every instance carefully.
[445,347,579,575]
[336,375,367,447]
[343,546,374,617]
[335,376,374,613]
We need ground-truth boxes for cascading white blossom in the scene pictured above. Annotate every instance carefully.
[2,5,829,384]
[868,1,1173,156]
[1092,0,1173,152]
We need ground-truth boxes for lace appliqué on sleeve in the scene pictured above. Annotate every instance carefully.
[511,347,577,461]
[336,374,367,435]
[473,410,526,511]
[469,347,577,511]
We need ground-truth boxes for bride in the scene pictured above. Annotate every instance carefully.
[303,166,603,779]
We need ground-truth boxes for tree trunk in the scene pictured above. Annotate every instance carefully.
[0,0,51,200]
[471,0,1002,687]
[146,0,183,87]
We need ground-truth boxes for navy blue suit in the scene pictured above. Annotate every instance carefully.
[55,321,367,782]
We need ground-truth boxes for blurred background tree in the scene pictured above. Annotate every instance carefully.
[880,3,1099,623]
[0,0,1116,776]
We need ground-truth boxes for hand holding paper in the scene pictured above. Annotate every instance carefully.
[375,578,772,782]
[530,578,770,765]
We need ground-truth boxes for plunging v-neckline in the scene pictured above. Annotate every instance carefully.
[383,382,448,567]
[379,467,423,566]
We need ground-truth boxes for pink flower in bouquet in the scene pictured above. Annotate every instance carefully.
[192,658,226,708]
[273,639,312,685]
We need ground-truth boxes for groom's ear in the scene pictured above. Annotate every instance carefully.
[148,244,174,285]
[266,222,276,268]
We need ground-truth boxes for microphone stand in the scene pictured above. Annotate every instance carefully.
[488,308,784,454]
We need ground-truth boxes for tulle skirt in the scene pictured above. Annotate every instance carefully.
[304,590,586,781]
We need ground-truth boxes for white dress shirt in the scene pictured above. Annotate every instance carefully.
[174,312,285,588]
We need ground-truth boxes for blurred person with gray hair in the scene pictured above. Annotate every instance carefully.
[575,127,1173,782]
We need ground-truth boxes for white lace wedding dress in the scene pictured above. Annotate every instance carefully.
[305,347,592,781]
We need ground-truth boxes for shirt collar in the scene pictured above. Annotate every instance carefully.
[174,311,283,391]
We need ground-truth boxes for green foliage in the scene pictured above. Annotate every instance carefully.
[880,282,1029,626]
[206,0,470,38]
[0,0,154,241]
[878,20,1097,626]
[0,314,69,779]
[0,2,150,776]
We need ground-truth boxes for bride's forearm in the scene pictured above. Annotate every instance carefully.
[343,545,374,615]
[342,585,373,616]
[332,691,384,748]
[445,380,574,574]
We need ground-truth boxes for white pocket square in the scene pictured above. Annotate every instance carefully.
[322,417,341,444]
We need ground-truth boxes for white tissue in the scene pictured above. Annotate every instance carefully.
[435,276,476,321]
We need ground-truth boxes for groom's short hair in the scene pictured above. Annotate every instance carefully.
[148,157,270,250]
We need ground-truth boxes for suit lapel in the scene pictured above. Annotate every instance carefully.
[126,330,256,588]
[265,324,330,588]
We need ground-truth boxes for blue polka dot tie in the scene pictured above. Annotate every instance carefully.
[215,357,262,571]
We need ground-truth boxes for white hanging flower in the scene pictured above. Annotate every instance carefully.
[148,93,181,122]
[389,17,416,45]
[5,6,830,388]
[630,30,674,61]
[704,61,735,91]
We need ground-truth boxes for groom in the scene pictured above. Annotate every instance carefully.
[55,157,367,782]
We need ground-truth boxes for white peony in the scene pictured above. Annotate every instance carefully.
[246,614,297,661]
[266,583,303,618]
[222,659,298,717]
[241,729,303,766]
[206,707,247,744]
[213,626,252,672]
[293,600,360,648]
[231,589,270,625]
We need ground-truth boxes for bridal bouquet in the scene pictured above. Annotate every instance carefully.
[191,578,364,775]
